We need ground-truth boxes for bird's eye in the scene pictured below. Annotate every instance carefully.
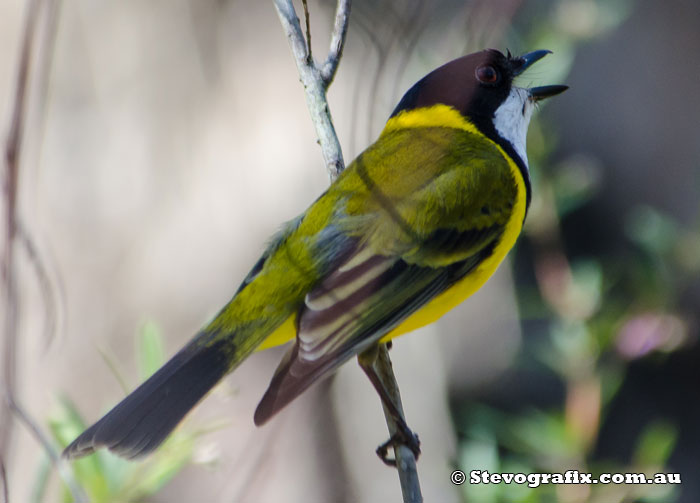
[475,65,499,84]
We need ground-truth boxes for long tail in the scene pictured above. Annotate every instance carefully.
[63,334,235,459]
[62,216,329,460]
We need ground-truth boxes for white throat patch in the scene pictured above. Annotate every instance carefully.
[493,87,534,169]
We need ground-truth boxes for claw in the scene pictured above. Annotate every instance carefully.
[375,428,421,466]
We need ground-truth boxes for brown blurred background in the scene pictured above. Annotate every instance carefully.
[1,0,698,502]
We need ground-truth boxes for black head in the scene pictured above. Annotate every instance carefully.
[390,49,567,166]
[392,50,509,122]
[391,49,566,121]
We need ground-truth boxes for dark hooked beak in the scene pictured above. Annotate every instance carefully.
[511,49,569,101]
[512,49,552,76]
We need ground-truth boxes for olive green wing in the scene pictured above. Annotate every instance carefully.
[253,240,498,425]
[254,127,518,424]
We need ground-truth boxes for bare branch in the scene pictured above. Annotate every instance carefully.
[1,0,42,477]
[2,2,73,502]
[320,0,351,87]
[18,223,60,348]
[301,0,312,63]
[9,398,88,502]
[272,0,345,179]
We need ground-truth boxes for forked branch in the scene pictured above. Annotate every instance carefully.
[272,0,349,179]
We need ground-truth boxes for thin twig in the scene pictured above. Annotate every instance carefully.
[97,346,131,395]
[2,1,83,502]
[389,0,429,106]
[273,1,422,500]
[9,398,88,503]
[320,0,351,86]
[301,0,312,63]
[25,0,65,351]
[1,0,42,485]
[272,0,345,179]
[346,14,382,154]
[18,223,59,348]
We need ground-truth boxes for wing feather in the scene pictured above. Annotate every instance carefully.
[254,233,500,425]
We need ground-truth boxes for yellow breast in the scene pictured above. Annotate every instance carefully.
[379,177,525,341]
[379,109,527,341]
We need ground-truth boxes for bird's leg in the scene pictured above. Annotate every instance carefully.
[363,373,420,465]
[358,344,421,466]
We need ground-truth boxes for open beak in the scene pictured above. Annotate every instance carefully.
[511,50,569,101]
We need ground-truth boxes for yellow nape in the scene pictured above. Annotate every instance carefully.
[382,104,480,137]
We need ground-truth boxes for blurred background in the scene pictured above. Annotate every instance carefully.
[1,0,699,501]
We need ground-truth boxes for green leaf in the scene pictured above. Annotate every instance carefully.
[460,433,501,503]
[552,154,602,216]
[30,455,51,503]
[139,321,165,380]
[625,206,678,257]
[48,397,110,502]
[505,410,575,460]
[130,435,195,498]
[633,420,677,467]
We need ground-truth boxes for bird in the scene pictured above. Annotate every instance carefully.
[63,49,567,461]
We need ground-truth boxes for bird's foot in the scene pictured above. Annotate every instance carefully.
[376,427,421,467]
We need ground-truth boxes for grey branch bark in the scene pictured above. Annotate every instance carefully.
[321,0,351,86]
[272,1,422,501]
[272,0,347,179]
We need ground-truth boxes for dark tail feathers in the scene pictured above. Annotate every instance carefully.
[63,337,232,460]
